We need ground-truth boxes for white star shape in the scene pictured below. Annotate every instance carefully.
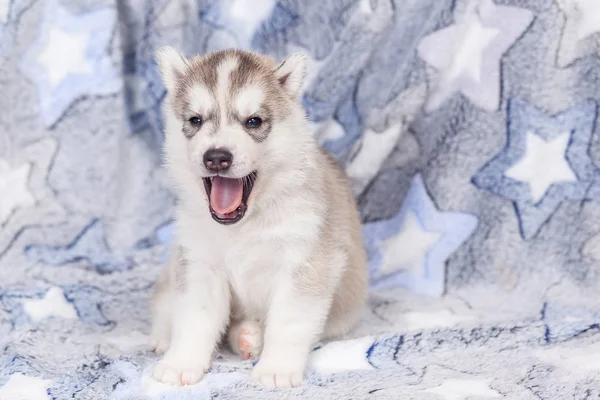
[308,336,374,375]
[556,0,600,66]
[418,0,533,111]
[558,0,600,41]
[423,378,501,400]
[19,1,119,126]
[22,287,78,322]
[504,131,577,203]
[0,160,35,225]
[202,0,276,49]
[0,373,53,400]
[443,14,500,84]
[310,119,346,142]
[347,123,403,193]
[37,26,93,89]
[379,212,442,276]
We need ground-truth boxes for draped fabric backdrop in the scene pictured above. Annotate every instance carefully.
[1,0,599,398]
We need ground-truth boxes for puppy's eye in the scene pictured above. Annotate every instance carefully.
[246,117,262,128]
[189,116,202,126]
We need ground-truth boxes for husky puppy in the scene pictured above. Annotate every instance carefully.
[150,47,367,388]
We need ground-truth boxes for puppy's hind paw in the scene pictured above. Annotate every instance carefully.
[237,321,263,360]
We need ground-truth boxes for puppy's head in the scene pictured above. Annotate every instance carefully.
[157,47,307,225]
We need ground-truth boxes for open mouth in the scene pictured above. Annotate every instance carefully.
[202,172,257,225]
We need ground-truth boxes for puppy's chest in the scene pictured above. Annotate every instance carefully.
[224,237,282,319]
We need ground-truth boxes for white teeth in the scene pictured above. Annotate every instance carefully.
[210,177,215,182]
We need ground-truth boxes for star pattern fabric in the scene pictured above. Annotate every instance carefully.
[472,99,599,239]
[3,0,600,397]
[1,285,114,328]
[541,301,600,342]
[380,211,442,275]
[308,337,374,375]
[0,0,9,24]
[200,0,276,49]
[423,378,501,400]
[0,373,52,400]
[125,74,148,115]
[536,340,600,375]
[0,160,34,225]
[0,138,65,259]
[556,0,600,66]
[565,0,600,41]
[37,27,93,89]
[22,287,77,322]
[363,174,478,297]
[25,218,131,273]
[418,0,533,112]
[346,123,403,195]
[504,131,577,203]
[61,285,114,326]
[0,0,36,64]
[19,0,120,126]
[402,309,474,332]
[124,73,151,132]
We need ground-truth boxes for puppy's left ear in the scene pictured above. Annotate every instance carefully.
[155,46,190,93]
[275,53,307,99]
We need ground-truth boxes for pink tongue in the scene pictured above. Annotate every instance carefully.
[210,177,243,215]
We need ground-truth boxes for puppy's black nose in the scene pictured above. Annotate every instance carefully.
[203,148,233,171]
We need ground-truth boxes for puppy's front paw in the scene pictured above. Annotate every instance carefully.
[149,335,170,355]
[149,322,171,355]
[152,351,209,386]
[252,356,304,388]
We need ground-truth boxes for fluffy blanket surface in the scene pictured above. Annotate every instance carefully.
[1,0,599,398]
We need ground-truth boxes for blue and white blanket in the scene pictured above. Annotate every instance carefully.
[1,0,600,398]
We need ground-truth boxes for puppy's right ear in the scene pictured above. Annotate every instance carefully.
[274,53,307,99]
[155,46,189,93]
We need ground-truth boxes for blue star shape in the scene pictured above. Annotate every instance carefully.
[472,98,599,239]
[25,218,131,274]
[363,174,478,297]
[19,0,120,127]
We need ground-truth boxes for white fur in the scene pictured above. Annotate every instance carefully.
[151,49,366,388]
[234,85,263,116]
[275,53,308,98]
[188,84,214,115]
